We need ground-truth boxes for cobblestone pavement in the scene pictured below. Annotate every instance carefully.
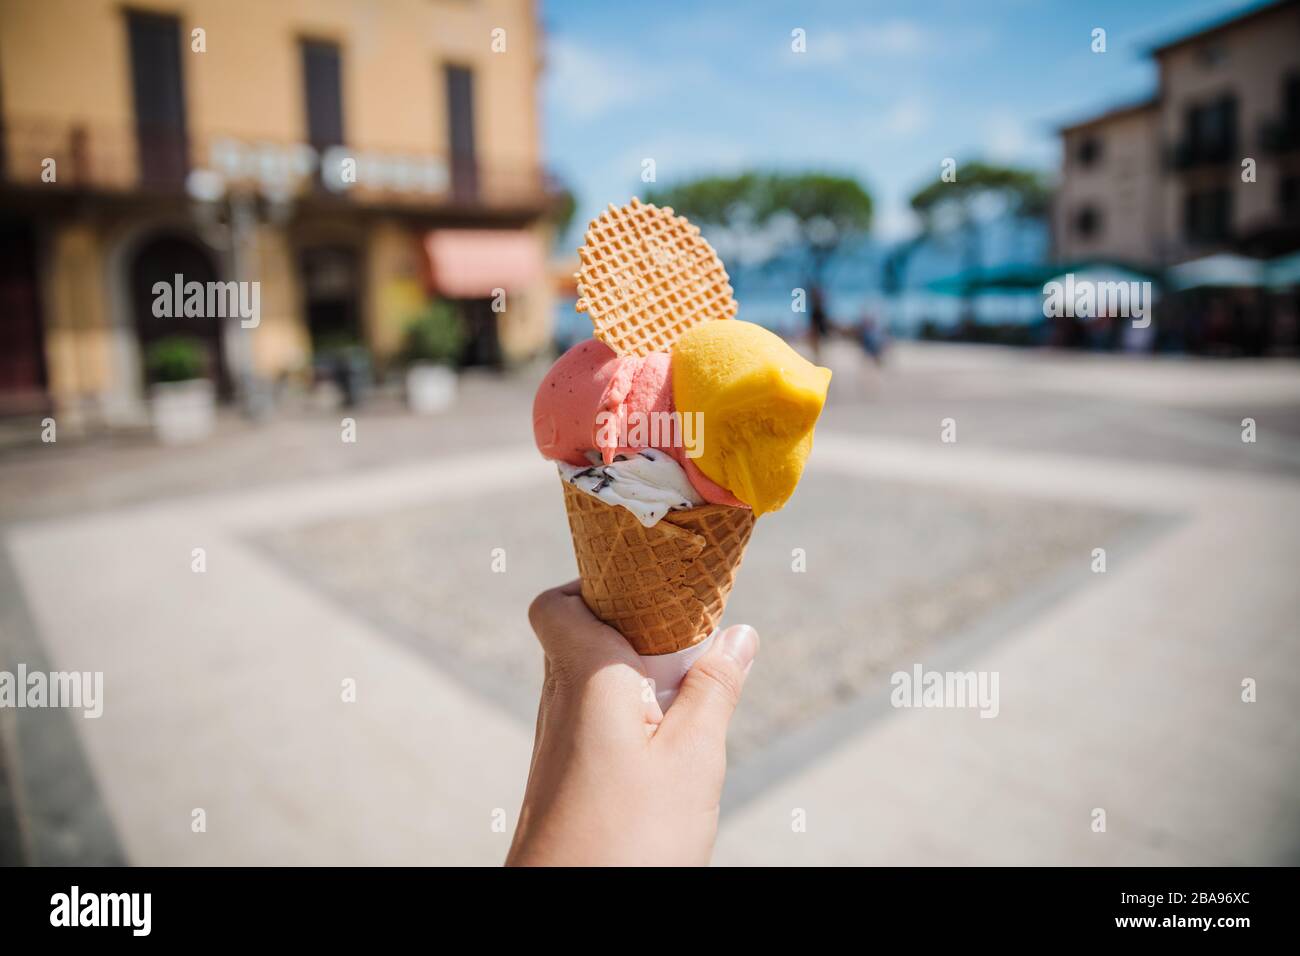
[255,472,1143,763]
[1,343,1297,865]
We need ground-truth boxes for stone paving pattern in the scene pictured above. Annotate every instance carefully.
[257,472,1141,762]
[1,343,1297,865]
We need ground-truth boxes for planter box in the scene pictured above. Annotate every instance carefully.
[405,363,457,414]
[150,379,216,445]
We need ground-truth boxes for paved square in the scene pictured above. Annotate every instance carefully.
[2,345,1298,865]
[256,471,1145,762]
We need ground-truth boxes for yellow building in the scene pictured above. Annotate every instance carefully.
[0,0,554,425]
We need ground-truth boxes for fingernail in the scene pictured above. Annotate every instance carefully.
[718,625,759,669]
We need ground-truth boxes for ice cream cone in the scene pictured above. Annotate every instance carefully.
[560,479,755,655]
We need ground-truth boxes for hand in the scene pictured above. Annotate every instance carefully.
[506,580,759,866]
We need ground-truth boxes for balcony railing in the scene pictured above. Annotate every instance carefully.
[0,116,552,212]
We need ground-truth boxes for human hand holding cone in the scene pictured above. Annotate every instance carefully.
[533,198,831,697]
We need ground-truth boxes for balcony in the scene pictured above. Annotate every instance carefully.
[0,116,554,216]
[1167,138,1238,170]
[1259,117,1300,154]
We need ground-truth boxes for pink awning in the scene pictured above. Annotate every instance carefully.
[423,229,544,298]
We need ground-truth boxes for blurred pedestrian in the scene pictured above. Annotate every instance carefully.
[809,286,830,364]
[855,310,888,365]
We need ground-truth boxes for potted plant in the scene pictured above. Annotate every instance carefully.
[402,300,465,414]
[145,336,216,445]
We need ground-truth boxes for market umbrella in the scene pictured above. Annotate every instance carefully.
[1167,253,1266,291]
[1266,250,1300,289]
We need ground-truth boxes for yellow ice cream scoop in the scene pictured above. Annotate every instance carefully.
[671,320,831,515]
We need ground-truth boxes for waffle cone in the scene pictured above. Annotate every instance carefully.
[560,481,755,655]
[575,197,737,357]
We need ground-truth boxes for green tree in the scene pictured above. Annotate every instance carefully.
[646,170,873,305]
[907,160,1050,322]
[645,173,761,232]
[547,183,578,249]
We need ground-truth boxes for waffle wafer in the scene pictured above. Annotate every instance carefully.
[575,197,737,357]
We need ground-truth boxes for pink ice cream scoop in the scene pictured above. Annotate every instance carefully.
[679,457,744,507]
[532,340,745,507]
[532,339,662,465]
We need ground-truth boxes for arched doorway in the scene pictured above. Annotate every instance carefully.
[0,218,49,414]
[129,232,230,397]
[298,244,363,350]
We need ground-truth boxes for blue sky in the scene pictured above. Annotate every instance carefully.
[540,0,1259,244]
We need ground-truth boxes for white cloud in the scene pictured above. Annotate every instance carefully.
[985,113,1029,162]
[882,97,929,138]
[984,112,1054,166]
[788,19,929,66]
[859,19,928,56]
[544,37,656,121]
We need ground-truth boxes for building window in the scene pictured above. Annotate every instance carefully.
[1263,73,1300,152]
[1286,73,1300,136]
[1282,177,1299,222]
[1182,95,1237,165]
[1074,205,1102,239]
[1184,188,1232,244]
[1197,43,1228,68]
[301,40,345,152]
[1076,136,1102,168]
[445,65,478,202]
[127,11,188,186]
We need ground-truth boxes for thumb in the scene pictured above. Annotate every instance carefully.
[658,625,759,749]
